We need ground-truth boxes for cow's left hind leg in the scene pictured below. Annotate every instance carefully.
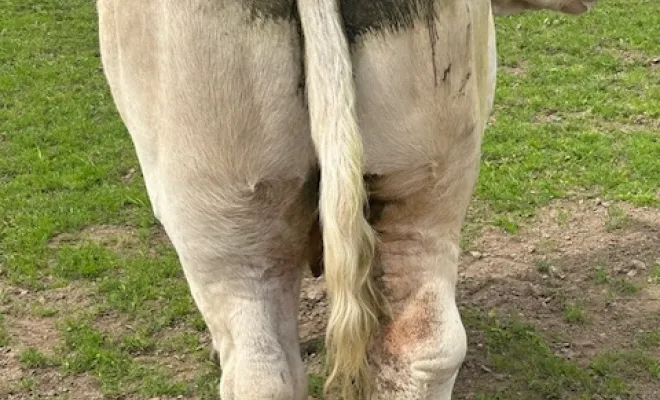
[97,1,317,398]
[167,176,317,400]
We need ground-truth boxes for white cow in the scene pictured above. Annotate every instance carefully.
[96,0,596,398]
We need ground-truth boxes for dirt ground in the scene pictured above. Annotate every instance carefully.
[2,199,659,399]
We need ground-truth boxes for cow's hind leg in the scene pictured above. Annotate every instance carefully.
[173,175,317,400]
[351,0,496,398]
[97,1,316,399]
[366,167,477,400]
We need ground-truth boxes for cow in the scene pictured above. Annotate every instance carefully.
[96,0,597,399]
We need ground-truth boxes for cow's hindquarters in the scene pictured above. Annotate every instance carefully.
[97,1,317,399]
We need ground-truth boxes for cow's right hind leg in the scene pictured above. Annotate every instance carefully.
[349,0,496,398]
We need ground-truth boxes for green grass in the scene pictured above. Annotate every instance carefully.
[308,374,326,399]
[475,0,660,224]
[536,259,552,274]
[60,318,190,397]
[0,315,9,347]
[637,331,660,349]
[564,301,588,324]
[19,348,58,369]
[19,377,37,391]
[31,305,59,318]
[606,205,630,232]
[651,263,660,284]
[465,310,632,399]
[592,265,641,296]
[591,350,660,380]
[1,0,659,399]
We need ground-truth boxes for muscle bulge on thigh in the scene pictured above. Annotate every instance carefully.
[353,0,489,272]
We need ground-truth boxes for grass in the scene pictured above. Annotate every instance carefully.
[465,310,631,399]
[0,315,9,347]
[31,305,59,318]
[651,262,660,284]
[606,205,630,231]
[564,301,588,324]
[474,1,660,226]
[19,348,58,369]
[555,209,572,227]
[638,331,660,349]
[60,318,190,397]
[0,0,659,399]
[535,259,552,274]
[19,377,37,391]
[591,350,660,380]
[308,374,326,399]
[593,265,641,296]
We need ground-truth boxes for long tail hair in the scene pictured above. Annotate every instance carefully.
[297,0,387,398]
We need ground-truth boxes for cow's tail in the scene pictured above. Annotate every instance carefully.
[297,0,386,398]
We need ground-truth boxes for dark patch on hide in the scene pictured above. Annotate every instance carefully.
[458,71,471,95]
[243,0,297,20]
[301,165,320,210]
[426,3,438,86]
[341,0,436,42]
[308,217,324,277]
[442,63,452,82]
[245,0,438,43]
[365,174,388,226]
[303,167,323,277]
[241,1,307,101]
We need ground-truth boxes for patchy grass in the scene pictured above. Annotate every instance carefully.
[606,205,631,232]
[1,0,658,399]
[651,263,660,284]
[0,315,9,347]
[592,265,641,296]
[554,209,572,227]
[19,377,37,391]
[59,318,190,397]
[535,259,552,274]
[19,348,58,369]
[31,305,59,318]
[308,374,326,399]
[591,350,660,381]
[564,301,588,324]
[638,331,660,349]
[492,215,520,234]
[594,264,611,284]
[465,310,631,399]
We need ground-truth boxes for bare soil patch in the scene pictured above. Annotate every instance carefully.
[0,281,102,399]
[501,61,529,76]
[48,225,140,250]
[532,108,660,133]
[48,224,171,254]
[456,199,660,399]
